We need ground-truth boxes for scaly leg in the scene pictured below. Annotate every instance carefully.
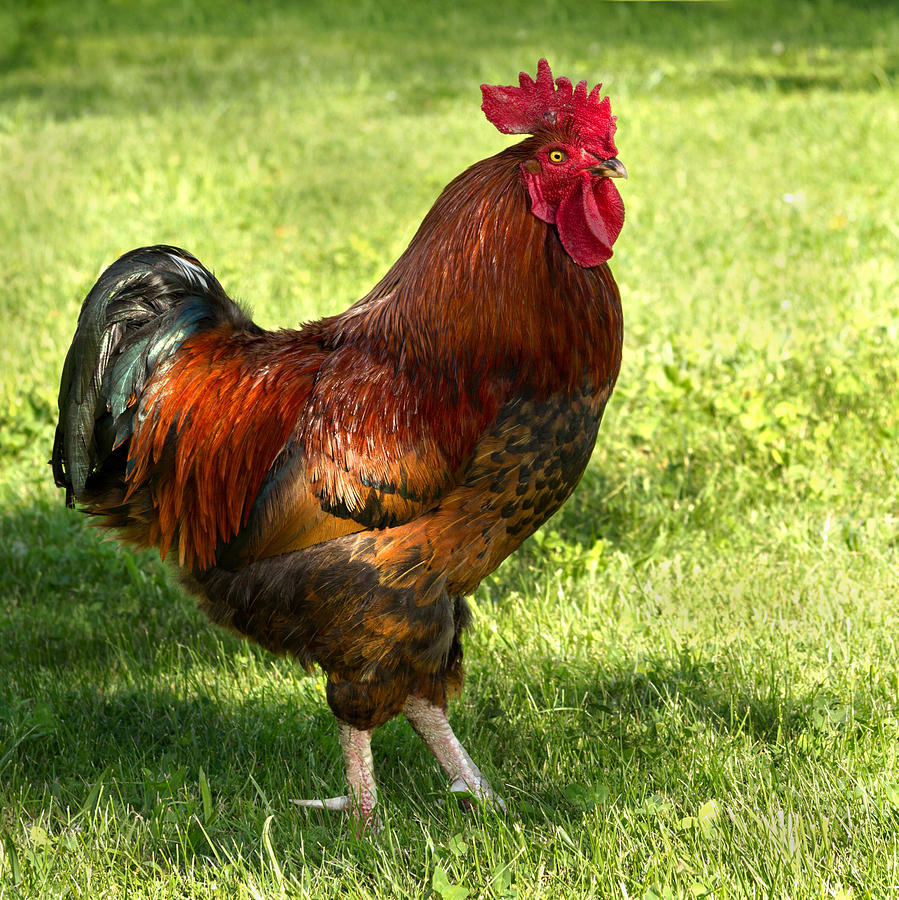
[403,695,506,813]
[293,720,378,826]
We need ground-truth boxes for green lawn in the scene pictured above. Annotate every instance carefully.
[2,1,898,897]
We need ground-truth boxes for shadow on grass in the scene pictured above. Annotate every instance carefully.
[0,488,845,848]
[0,496,204,671]
[1,649,822,836]
[0,684,334,791]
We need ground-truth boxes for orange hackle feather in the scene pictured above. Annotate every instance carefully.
[125,328,321,570]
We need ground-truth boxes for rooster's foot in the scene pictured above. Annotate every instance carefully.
[450,775,508,814]
[292,795,350,812]
[293,722,378,830]
[404,694,507,815]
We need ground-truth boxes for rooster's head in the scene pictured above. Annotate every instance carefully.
[481,59,626,268]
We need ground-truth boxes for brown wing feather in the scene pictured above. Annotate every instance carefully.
[122,324,507,572]
[223,342,508,566]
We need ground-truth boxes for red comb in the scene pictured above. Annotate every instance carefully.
[481,59,616,152]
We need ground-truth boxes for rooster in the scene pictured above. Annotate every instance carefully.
[52,60,626,826]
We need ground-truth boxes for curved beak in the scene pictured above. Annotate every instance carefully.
[589,157,627,180]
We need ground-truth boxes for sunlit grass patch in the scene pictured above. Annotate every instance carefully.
[2,1,898,897]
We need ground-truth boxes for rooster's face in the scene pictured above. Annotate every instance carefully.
[519,130,627,268]
[523,136,626,203]
[481,59,627,268]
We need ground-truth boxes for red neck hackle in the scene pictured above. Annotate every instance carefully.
[327,138,622,411]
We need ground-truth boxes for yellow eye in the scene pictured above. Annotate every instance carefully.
[548,149,567,164]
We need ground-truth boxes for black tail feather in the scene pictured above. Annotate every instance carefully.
[52,245,257,506]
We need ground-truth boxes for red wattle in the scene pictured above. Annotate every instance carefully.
[556,175,624,268]
[522,164,625,268]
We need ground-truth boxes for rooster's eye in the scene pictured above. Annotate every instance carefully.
[547,149,567,164]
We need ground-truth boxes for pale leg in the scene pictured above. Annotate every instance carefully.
[293,721,378,826]
[403,695,506,813]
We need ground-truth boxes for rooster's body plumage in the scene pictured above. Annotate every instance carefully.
[52,61,626,824]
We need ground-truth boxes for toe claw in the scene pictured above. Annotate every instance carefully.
[450,776,507,814]
[292,795,351,812]
[292,794,381,832]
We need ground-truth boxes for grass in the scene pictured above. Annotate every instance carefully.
[1,0,898,896]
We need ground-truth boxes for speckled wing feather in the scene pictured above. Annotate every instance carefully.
[131,328,509,572]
